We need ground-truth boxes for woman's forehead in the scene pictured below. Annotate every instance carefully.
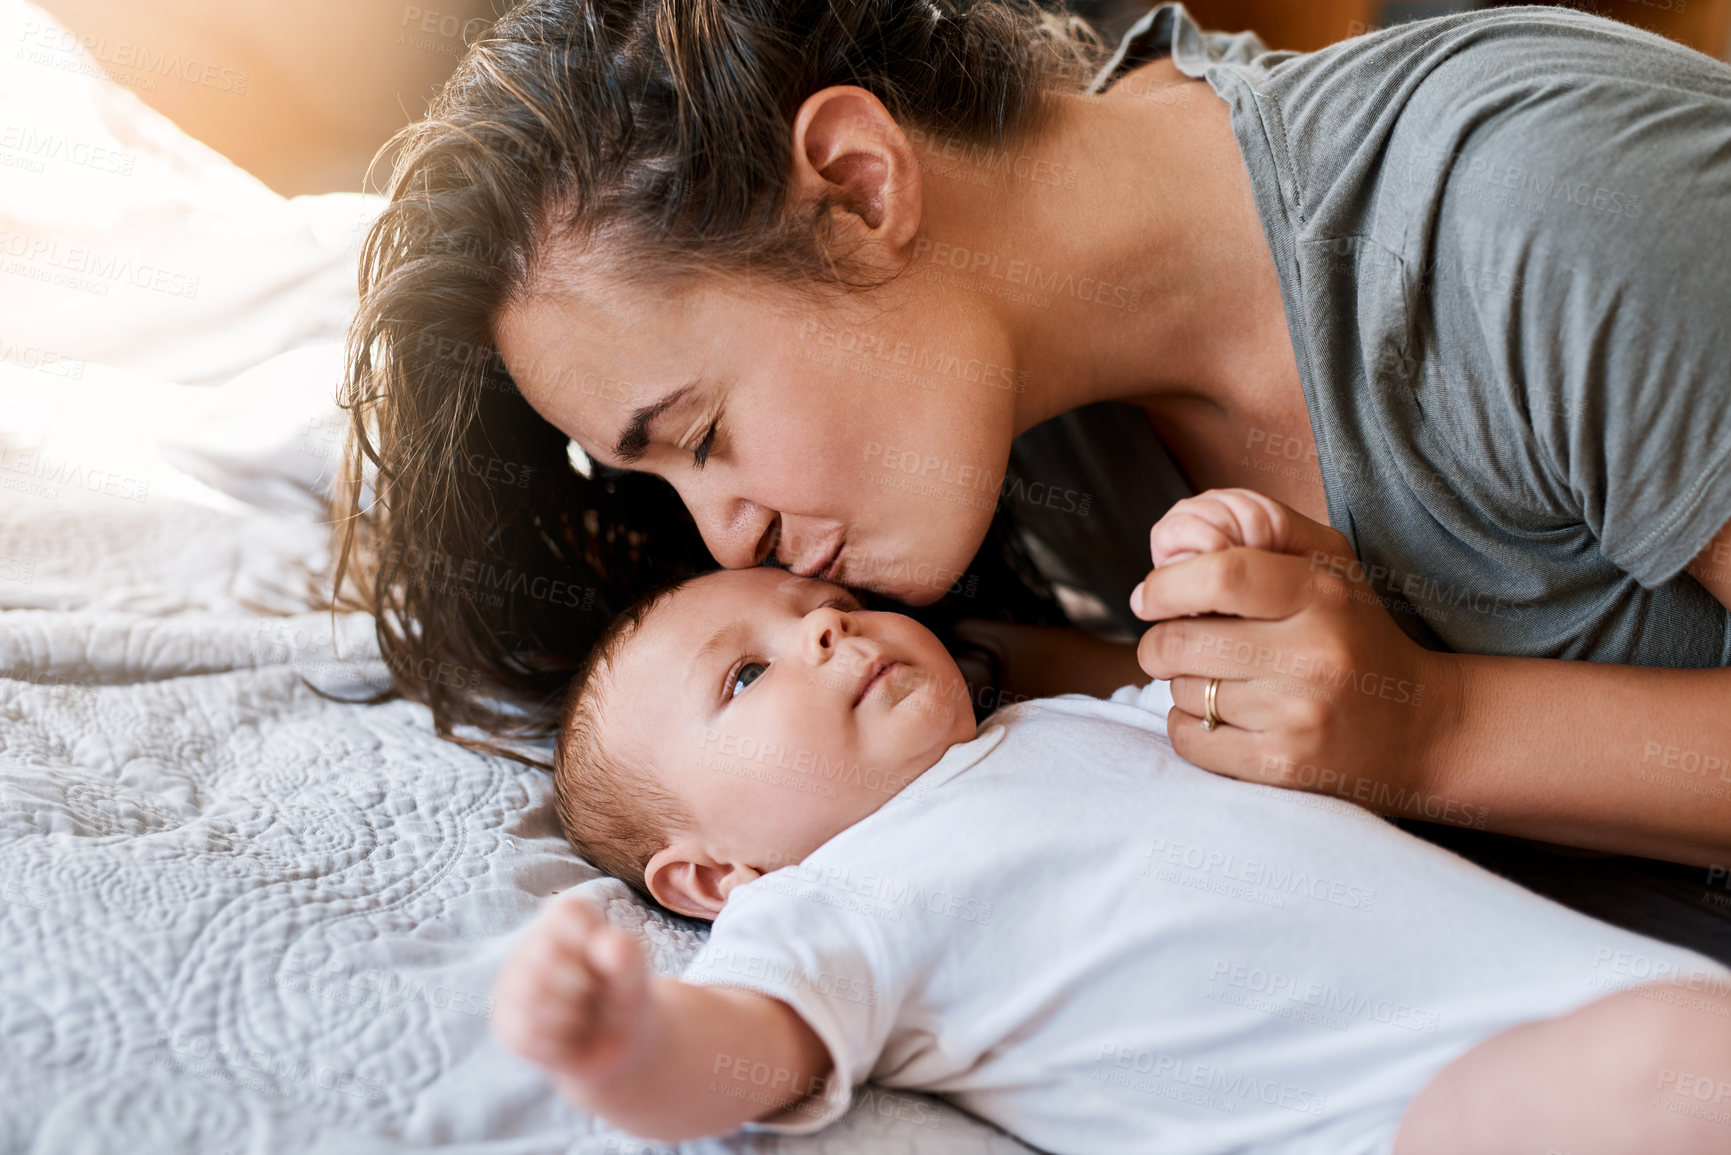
[493,286,705,441]
[497,281,695,379]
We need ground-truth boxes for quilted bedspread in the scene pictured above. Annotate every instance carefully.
[0,441,1029,1155]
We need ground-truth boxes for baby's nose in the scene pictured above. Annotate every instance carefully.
[803,606,855,661]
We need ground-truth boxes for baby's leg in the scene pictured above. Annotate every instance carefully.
[1393,983,1731,1154]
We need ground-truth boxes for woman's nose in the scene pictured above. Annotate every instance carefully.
[684,490,779,570]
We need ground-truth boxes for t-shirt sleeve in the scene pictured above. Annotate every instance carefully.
[679,875,907,1135]
[1426,39,1731,588]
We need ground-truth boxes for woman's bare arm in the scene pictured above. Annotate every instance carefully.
[955,619,1148,706]
[1421,518,1731,864]
[1424,654,1731,866]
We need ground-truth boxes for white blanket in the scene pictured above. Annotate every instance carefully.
[0,473,1019,1155]
[0,1,1030,1150]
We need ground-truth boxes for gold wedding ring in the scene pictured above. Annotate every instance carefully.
[1201,676,1221,732]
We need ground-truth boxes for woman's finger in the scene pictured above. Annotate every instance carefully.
[1140,609,1427,714]
[1164,704,1268,781]
[1137,611,1319,683]
[1168,673,1292,732]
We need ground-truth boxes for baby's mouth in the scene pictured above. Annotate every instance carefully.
[852,658,901,707]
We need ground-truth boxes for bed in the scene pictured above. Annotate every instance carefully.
[0,3,1031,1150]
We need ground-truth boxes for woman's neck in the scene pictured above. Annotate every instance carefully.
[920,68,1298,444]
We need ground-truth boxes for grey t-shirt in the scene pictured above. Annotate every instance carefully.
[1088,3,1731,666]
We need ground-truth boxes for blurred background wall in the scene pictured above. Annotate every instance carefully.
[29,0,504,195]
[29,0,1731,198]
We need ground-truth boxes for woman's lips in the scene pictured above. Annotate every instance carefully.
[819,544,844,583]
[790,537,843,580]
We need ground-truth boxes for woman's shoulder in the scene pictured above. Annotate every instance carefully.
[1171,2,1729,225]
[1261,2,1728,90]
[1390,8,1731,139]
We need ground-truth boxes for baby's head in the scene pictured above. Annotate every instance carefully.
[555,567,977,920]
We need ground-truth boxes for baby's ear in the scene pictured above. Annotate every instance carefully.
[644,848,759,920]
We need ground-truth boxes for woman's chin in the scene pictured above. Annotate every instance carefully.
[841,534,980,606]
[886,580,947,608]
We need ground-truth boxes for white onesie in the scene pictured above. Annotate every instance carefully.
[681,681,1730,1154]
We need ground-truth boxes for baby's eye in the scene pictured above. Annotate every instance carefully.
[729,661,767,699]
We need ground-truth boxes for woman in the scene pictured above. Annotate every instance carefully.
[336,2,1731,930]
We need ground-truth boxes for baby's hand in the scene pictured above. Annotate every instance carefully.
[1147,488,1294,567]
[492,895,651,1085]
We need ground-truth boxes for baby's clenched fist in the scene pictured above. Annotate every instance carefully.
[492,895,651,1085]
[1147,488,1294,568]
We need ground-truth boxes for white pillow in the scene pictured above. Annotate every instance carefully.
[0,0,384,388]
[154,341,361,520]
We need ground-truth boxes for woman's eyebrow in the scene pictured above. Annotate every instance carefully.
[614,379,699,464]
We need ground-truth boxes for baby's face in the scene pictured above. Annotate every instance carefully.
[605,567,977,881]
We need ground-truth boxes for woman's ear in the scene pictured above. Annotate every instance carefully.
[644,845,762,920]
[789,84,923,255]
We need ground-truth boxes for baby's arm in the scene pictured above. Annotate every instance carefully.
[492,895,832,1142]
[1146,487,1295,566]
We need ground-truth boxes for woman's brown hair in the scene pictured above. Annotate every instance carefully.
[331,0,1107,768]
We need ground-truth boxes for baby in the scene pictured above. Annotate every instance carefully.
[492,493,1731,1155]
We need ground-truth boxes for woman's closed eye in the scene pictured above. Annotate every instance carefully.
[726,660,767,699]
[690,417,719,469]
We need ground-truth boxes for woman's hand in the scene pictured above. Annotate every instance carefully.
[1133,490,1464,808]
